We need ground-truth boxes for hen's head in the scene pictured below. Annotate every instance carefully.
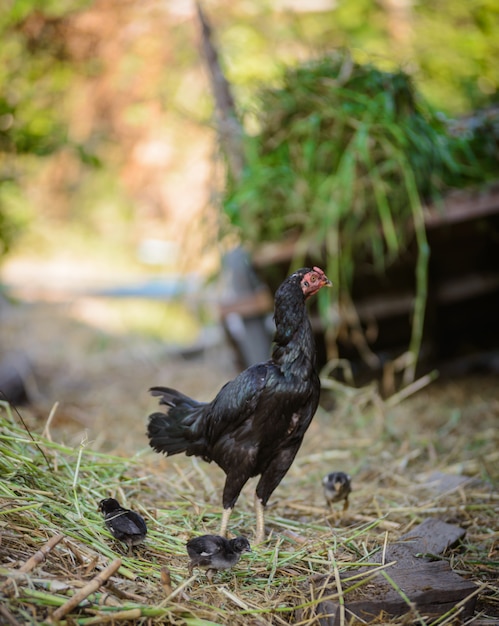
[294,266,332,299]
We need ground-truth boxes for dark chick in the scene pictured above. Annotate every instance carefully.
[186,535,251,582]
[322,472,352,512]
[98,498,147,555]
[148,267,332,543]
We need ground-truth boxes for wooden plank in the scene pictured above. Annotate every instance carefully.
[321,563,476,625]
[353,272,499,321]
[423,183,499,228]
[382,518,465,560]
[219,288,273,317]
[418,471,473,495]
[308,519,477,625]
[253,184,499,268]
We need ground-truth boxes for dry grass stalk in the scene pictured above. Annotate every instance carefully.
[0,604,22,626]
[18,534,64,574]
[0,372,498,625]
[50,558,122,622]
[1,534,64,595]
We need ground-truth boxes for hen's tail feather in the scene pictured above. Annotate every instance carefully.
[147,412,189,455]
[149,386,203,409]
[147,388,207,457]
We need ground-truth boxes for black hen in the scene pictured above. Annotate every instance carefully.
[98,498,147,555]
[186,534,251,581]
[147,267,332,542]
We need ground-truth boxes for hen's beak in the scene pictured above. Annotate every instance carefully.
[312,266,332,289]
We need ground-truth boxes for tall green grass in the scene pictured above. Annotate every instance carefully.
[223,52,497,380]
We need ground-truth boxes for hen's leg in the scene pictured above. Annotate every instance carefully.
[255,447,299,543]
[254,494,266,544]
[219,507,232,538]
[220,472,248,537]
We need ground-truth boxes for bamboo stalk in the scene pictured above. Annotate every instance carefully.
[57,606,173,625]
[50,558,122,623]
[19,534,64,573]
[332,558,345,626]
[160,566,172,596]
[67,609,142,624]
[104,581,146,604]
[1,534,64,594]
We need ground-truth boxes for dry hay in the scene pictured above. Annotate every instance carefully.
[0,292,498,625]
[1,370,498,626]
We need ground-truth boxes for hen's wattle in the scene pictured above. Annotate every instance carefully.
[147,267,331,542]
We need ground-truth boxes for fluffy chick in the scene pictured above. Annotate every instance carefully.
[98,498,147,555]
[322,472,352,512]
[186,535,251,581]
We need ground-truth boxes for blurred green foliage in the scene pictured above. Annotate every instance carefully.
[413,0,499,112]
[224,53,497,275]
[222,52,498,377]
[219,0,498,116]
[0,0,498,266]
[0,0,93,258]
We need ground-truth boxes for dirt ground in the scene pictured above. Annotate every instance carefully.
[1,289,498,623]
[1,290,497,475]
[0,293,236,452]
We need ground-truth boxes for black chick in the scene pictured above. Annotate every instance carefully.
[186,535,251,581]
[98,498,147,555]
[322,472,351,512]
[148,267,332,543]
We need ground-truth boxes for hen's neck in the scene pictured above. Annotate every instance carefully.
[271,294,316,372]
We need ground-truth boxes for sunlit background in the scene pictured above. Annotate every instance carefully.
[2,0,497,285]
[0,0,498,447]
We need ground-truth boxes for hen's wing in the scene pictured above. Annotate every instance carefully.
[203,362,271,440]
[210,363,269,419]
[255,383,320,506]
